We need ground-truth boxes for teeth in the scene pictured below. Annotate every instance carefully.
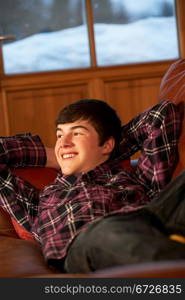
[63,153,76,159]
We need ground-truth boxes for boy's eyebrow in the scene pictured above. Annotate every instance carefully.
[56,125,89,132]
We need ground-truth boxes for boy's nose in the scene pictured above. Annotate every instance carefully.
[59,135,73,147]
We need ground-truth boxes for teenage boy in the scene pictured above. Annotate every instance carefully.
[0,99,183,272]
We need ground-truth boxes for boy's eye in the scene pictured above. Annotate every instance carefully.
[74,132,83,136]
[57,134,63,139]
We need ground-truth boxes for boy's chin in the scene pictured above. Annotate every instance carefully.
[61,167,75,176]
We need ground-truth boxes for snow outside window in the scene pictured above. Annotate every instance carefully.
[92,0,179,66]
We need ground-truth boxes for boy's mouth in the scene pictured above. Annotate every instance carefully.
[62,153,77,159]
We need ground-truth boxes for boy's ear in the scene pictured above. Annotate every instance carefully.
[102,137,115,155]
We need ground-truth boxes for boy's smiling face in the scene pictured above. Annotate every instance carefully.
[55,119,114,175]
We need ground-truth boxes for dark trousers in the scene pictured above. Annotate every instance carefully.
[64,171,185,273]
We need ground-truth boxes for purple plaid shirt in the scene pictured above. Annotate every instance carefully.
[0,100,181,261]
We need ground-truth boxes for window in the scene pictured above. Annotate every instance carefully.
[0,0,179,74]
[92,0,179,66]
[0,0,90,74]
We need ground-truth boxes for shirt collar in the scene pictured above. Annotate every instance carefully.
[56,158,121,187]
[56,172,82,187]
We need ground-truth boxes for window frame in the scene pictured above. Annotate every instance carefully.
[0,0,183,77]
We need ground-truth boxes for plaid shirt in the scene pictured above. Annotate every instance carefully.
[0,100,181,261]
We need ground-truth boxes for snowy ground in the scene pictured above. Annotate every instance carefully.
[2,16,179,74]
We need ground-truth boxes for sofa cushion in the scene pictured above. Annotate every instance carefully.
[159,59,185,178]
[13,167,57,190]
[159,59,185,102]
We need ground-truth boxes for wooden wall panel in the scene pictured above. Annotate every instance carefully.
[104,77,162,159]
[5,84,88,147]
[0,91,6,134]
[104,77,162,124]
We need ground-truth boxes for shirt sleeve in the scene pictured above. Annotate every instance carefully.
[119,100,181,197]
[0,133,47,168]
[119,100,181,160]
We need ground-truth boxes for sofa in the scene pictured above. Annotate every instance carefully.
[1,59,185,278]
